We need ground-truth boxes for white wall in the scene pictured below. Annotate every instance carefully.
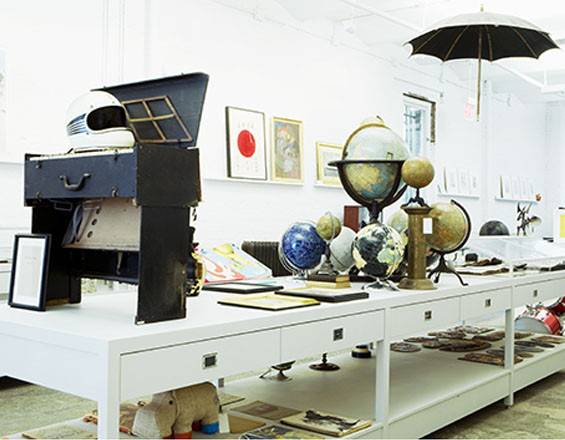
[0,0,557,251]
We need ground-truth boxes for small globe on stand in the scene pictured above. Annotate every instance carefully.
[329,117,411,224]
[311,212,343,279]
[352,222,405,290]
[279,221,326,279]
[426,200,472,286]
[401,156,435,207]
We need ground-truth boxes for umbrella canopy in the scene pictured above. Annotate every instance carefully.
[406,10,559,119]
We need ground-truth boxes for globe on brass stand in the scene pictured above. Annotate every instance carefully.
[426,200,472,286]
[398,156,437,291]
[309,212,344,282]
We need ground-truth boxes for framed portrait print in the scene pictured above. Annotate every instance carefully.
[8,234,51,311]
[501,175,512,199]
[271,116,303,183]
[225,106,267,180]
[457,168,470,195]
[316,142,342,185]
[444,167,458,194]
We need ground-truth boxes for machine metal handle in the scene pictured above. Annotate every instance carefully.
[59,173,90,191]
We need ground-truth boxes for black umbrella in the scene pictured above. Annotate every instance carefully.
[406,8,559,119]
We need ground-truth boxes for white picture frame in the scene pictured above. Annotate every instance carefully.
[8,234,51,311]
[469,171,479,196]
[528,180,535,201]
[511,176,521,200]
[225,106,267,180]
[501,175,512,199]
[520,177,529,202]
[444,167,458,194]
[457,168,470,195]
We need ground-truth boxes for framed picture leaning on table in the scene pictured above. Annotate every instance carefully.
[271,116,303,183]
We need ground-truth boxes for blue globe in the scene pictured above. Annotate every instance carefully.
[280,221,326,271]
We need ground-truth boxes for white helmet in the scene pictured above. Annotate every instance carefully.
[66,90,135,150]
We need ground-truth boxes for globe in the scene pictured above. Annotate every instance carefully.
[316,212,342,241]
[340,117,411,205]
[401,156,435,189]
[279,221,326,273]
[352,222,404,279]
[426,202,470,253]
[479,220,510,236]
[329,226,356,272]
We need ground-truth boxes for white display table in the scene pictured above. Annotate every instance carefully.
[1,271,565,439]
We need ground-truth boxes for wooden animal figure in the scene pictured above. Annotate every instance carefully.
[132,382,220,439]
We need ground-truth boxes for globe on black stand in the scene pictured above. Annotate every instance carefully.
[426,200,472,286]
[329,117,410,291]
[308,212,345,284]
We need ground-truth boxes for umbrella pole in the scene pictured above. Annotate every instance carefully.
[477,27,482,121]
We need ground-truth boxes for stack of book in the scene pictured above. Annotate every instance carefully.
[305,274,351,289]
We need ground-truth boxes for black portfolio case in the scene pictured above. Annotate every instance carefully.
[23,72,209,324]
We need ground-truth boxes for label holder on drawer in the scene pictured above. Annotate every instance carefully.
[202,352,218,369]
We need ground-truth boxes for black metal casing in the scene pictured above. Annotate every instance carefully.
[23,72,209,324]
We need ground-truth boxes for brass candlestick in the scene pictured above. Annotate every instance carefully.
[398,156,437,290]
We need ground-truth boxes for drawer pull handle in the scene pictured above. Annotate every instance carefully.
[333,328,344,341]
[59,173,91,191]
[424,310,432,320]
[202,352,217,369]
[533,289,538,298]
[485,298,492,307]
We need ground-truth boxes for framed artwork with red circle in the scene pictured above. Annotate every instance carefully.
[226,106,267,180]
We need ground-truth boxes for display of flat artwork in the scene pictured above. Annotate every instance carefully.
[458,353,522,366]
[203,282,284,294]
[22,424,97,439]
[218,294,319,311]
[228,415,265,434]
[277,288,368,303]
[281,409,372,437]
[233,401,301,421]
[391,342,421,352]
[83,402,144,434]
[438,340,491,352]
[196,243,272,283]
[241,424,324,439]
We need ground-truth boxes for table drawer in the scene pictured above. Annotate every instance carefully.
[461,288,511,320]
[120,328,280,400]
[514,281,558,306]
[390,297,460,338]
[280,310,384,362]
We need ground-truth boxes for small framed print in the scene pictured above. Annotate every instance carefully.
[520,177,529,201]
[501,175,512,199]
[8,234,51,311]
[469,171,479,196]
[444,167,458,194]
[457,168,470,195]
[511,176,521,200]
[271,116,303,183]
[225,106,267,180]
[316,142,342,185]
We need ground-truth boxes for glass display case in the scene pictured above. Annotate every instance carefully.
[461,236,565,276]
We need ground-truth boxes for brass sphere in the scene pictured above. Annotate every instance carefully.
[401,156,434,189]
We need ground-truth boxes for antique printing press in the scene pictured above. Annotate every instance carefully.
[23,73,208,324]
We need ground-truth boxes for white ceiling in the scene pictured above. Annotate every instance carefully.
[266,0,565,101]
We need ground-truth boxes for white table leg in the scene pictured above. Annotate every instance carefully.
[375,307,390,437]
[504,307,514,407]
[98,347,121,439]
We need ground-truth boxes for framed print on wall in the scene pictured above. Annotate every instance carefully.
[8,234,51,311]
[225,106,267,180]
[316,142,342,186]
[271,116,303,183]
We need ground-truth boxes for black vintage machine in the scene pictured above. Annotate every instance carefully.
[23,73,208,324]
